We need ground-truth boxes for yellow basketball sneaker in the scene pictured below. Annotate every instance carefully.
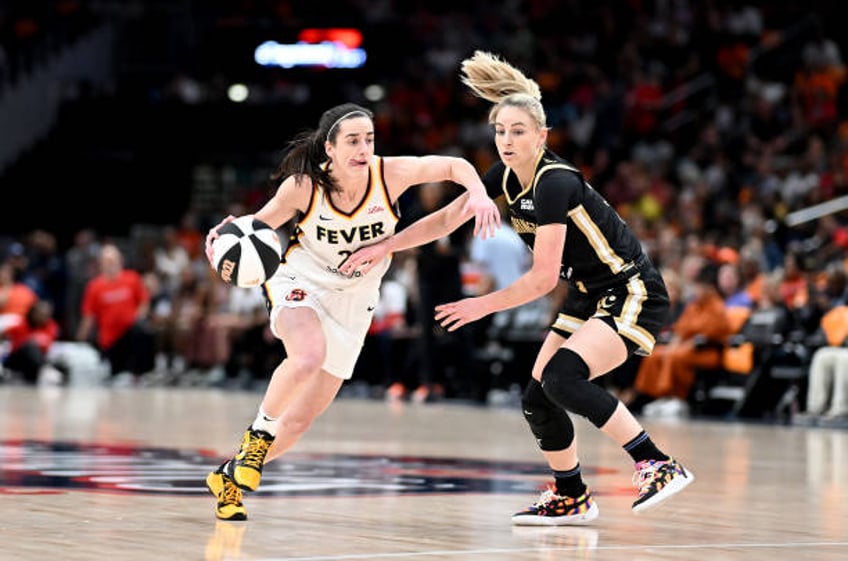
[206,469,247,521]
[229,426,275,491]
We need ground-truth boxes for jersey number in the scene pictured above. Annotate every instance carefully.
[337,249,352,267]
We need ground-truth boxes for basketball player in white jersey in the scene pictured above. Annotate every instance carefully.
[202,102,500,520]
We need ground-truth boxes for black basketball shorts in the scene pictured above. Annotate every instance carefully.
[551,266,670,356]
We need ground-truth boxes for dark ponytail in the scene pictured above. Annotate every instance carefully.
[270,103,373,193]
[271,129,331,189]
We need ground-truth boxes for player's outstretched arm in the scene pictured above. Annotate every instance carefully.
[340,193,469,276]
[383,155,500,238]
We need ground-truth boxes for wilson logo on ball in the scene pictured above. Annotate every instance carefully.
[212,215,283,288]
[220,259,236,284]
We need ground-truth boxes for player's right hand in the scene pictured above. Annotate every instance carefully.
[205,215,236,266]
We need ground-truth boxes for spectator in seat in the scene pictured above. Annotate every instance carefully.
[800,304,848,424]
[631,264,733,409]
[0,258,37,320]
[1,299,61,384]
[76,243,154,385]
[718,262,755,309]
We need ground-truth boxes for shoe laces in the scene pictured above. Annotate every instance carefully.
[242,435,271,469]
[633,459,667,494]
[222,478,242,505]
[533,485,569,508]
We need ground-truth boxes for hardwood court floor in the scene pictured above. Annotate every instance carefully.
[0,385,845,561]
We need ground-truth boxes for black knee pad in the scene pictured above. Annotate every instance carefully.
[521,379,575,451]
[541,348,618,428]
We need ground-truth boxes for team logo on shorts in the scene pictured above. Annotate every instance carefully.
[285,288,307,301]
[599,295,617,309]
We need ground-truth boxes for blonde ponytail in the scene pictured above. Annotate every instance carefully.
[461,51,541,102]
[460,51,547,128]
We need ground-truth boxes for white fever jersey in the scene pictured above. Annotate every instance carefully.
[280,155,400,290]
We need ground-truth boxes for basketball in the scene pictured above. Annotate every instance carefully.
[212,215,282,287]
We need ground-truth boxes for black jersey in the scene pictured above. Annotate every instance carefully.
[482,149,644,293]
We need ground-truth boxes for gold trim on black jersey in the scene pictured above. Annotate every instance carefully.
[532,163,580,193]
[501,150,547,206]
[510,216,537,235]
[568,204,627,275]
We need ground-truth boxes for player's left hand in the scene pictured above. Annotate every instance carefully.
[464,192,500,239]
[340,240,389,276]
[434,297,489,332]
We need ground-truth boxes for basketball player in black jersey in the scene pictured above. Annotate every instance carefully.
[343,51,694,525]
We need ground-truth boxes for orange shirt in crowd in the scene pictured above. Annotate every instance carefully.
[0,283,37,317]
[673,292,732,343]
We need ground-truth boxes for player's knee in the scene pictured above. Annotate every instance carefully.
[540,348,618,428]
[285,349,325,382]
[521,378,551,419]
[521,379,575,451]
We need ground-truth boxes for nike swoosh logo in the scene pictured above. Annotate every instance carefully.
[367,306,375,311]
[523,410,533,415]
[319,215,333,221]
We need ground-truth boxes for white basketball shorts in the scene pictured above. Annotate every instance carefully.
[265,264,380,379]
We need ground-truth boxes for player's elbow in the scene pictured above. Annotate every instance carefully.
[446,156,472,179]
[527,268,560,296]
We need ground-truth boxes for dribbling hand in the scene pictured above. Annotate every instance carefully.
[205,215,236,267]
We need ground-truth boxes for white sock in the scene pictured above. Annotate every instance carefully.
[251,407,278,436]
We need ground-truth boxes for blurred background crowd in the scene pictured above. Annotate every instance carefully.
[2,0,848,425]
